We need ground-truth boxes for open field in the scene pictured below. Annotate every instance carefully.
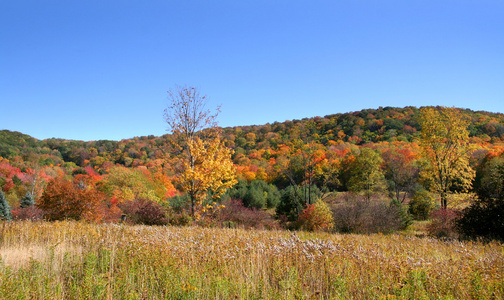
[0,221,503,299]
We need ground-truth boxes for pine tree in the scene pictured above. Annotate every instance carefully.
[20,191,35,208]
[0,190,12,221]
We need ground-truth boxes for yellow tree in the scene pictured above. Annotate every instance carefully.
[164,86,237,217]
[419,107,475,210]
[178,137,236,218]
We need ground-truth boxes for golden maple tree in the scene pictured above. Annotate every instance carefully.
[178,137,236,218]
[419,107,475,209]
[164,86,237,217]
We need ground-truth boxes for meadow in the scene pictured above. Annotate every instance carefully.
[0,221,503,299]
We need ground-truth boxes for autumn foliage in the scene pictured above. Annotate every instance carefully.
[38,177,107,222]
[298,200,334,232]
[164,86,237,218]
[1,106,504,240]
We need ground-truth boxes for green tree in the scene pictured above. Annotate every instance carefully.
[478,156,504,200]
[226,179,281,209]
[243,187,265,209]
[0,190,12,220]
[419,107,475,209]
[20,191,35,208]
[276,185,321,223]
[347,147,385,200]
[408,190,435,220]
[457,155,504,241]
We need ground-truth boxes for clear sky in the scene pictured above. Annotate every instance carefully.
[1,1,503,141]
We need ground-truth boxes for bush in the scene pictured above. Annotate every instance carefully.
[120,199,168,226]
[167,195,190,213]
[298,200,334,232]
[332,196,407,234]
[168,212,192,226]
[408,190,435,220]
[456,196,504,241]
[427,209,460,238]
[12,206,44,221]
[391,199,412,230]
[216,199,280,230]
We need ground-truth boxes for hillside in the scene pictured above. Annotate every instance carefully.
[1,105,504,238]
[1,106,504,168]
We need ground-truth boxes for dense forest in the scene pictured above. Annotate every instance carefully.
[1,106,504,239]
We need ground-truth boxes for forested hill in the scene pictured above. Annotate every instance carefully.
[1,106,504,169]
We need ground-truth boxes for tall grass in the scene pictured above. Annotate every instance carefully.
[1,221,503,299]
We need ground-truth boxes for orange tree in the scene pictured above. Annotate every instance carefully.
[37,176,106,221]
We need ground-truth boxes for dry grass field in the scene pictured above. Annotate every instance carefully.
[0,221,503,299]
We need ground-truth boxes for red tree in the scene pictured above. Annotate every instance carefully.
[38,177,106,221]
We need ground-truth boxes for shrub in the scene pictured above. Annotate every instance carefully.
[456,196,504,241]
[12,206,44,221]
[332,196,406,234]
[168,212,192,226]
[120,199,168,226]
[391,199,412,230]
[427,209,460,238]
[408,190,435,220]
[167,194,190,213]
[298,200,334,232]
[217,199,280,230]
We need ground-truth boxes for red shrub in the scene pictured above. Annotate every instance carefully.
[427,209,461,238]
[12,206,44,221]
[119,199,168,226]
[216,199,280,230]
[298,200,334,232]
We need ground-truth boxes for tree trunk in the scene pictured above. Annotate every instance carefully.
[440,191,447,210]
[190,193,195,217]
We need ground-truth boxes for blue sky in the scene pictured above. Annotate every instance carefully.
[1,1,503,141]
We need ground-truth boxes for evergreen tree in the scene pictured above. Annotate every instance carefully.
[457,156,504,241]
[276,185,321,222]
[276,185,304,222]
[20,191,35,208]
[0,190,12,221]
[243,187,265,209]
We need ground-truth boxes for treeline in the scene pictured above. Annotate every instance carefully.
[1,106,504,239]
[2,106,504,170]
